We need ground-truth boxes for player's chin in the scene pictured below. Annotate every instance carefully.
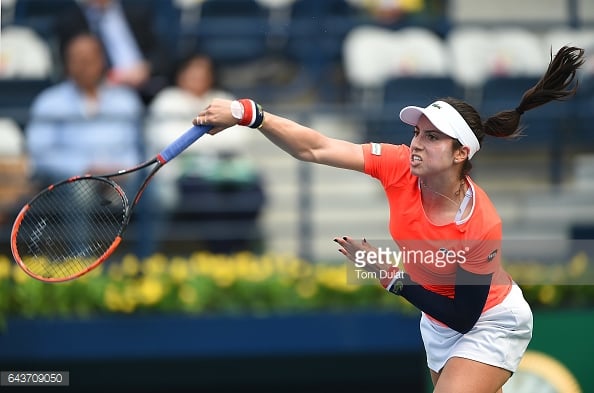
[409,164,423,176]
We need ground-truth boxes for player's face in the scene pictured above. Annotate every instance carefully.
[409,115,458,177]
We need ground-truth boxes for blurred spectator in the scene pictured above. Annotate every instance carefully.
[25,33,143,185]
[146,53,265,253]
[53,0,170,104]
[24,32,154,256]
[0,118,32,229]
[146,53,255,210]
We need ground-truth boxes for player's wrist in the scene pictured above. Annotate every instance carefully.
[381,268,408,296]
[230,99,264,129]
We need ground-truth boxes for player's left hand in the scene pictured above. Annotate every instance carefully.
[334,236,379,271]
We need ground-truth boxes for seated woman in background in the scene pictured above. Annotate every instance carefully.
[146,53,255,210]
[146,54,265,255]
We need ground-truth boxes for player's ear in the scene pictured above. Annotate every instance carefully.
[454,146,469,164]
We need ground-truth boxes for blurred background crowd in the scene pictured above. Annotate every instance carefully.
[0,0,593,262]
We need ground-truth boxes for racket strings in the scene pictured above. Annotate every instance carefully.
[14,178,127,279]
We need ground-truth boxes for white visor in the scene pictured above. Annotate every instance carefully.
[399,100,480,159]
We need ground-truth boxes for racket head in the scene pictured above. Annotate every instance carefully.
[11,176,129,282]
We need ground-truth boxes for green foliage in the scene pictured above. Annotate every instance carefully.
[0,252,416,328]
[1,251,592,329]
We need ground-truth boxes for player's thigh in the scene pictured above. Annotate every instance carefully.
[430,369,440,387]
[434,356,511,393]
[430,364,503,393]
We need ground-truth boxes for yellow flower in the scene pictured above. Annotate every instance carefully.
[0,255,12,279]
[212,262,236,288]
[285,258,305,279]
[121,285,138,313]
[169,257,190,284]
[136,276,164,305]
[241,256,273,283]
[104,283,123,311]
[189,252,204,275]
[568,252,588,279]
[295,279,317,299]
[121,255,140,277]
[549,265,566,284]
[178,284,198,306]
[191,253,224,277]
[538,285,557,305]
[107,262,124,281]
[314,264,360,292]
[79,263,104,282]
[105,281,140,313]
[142,254,168,277]
[12,264,29,284]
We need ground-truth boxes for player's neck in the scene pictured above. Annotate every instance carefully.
[420,177,466,205]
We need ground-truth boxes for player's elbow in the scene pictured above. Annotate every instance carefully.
[292,147,322,164]
[291,149,312,162]
[453,321,475,334]
[450,312,481,334]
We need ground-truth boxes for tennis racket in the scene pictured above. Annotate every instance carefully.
[11,124,212,282]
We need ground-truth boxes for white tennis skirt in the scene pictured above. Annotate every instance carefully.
[420,283,533,373]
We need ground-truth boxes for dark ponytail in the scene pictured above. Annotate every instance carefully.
[483,46,585,138]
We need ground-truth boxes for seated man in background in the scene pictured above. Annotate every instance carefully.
[25,32,153,257]
[26,32,143,185]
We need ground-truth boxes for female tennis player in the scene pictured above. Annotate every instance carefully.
[194,46,584,392]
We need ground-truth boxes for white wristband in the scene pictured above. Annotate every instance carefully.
[230,100,244,121]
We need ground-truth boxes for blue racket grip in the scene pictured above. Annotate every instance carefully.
[158,125,212,163]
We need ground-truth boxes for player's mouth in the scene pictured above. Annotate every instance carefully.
[411,154,422,166]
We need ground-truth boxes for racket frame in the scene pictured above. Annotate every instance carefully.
[10,125,211,282]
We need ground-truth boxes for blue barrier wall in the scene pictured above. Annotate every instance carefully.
[0,311,426,392]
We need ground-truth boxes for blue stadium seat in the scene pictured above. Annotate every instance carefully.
[363,107,412,145]
[479,76,571,153]
[285,0,362,100]
[146,0,182,50]
[12,0,74,36]
[365,76,463,144]
[170,173,266,254]
[570,76,594,152]
[479,75,581,184]
[480,76,541,114]
[383,76,464,107]
[179,0,269,65]
[0,78,52,128]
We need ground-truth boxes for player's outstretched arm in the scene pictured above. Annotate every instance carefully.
[195,98,365,172]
